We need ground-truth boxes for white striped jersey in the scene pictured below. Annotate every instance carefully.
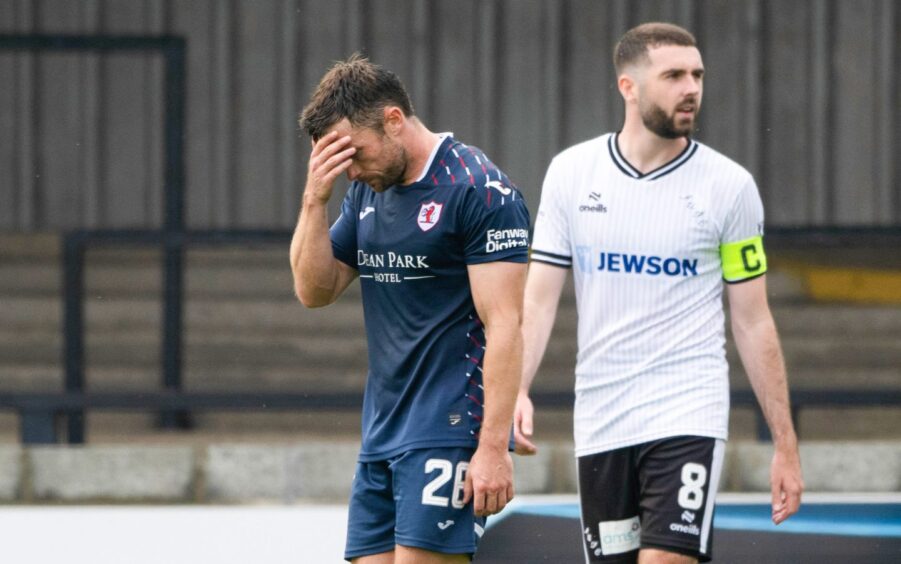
[531,132,766,456]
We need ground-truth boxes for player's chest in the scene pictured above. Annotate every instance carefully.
[569,181,720,254]
[355,192,461,271]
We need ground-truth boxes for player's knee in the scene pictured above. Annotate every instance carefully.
[638,547,697,564]
[394,545,469,564]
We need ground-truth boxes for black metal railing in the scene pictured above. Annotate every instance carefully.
[61,229,291,442]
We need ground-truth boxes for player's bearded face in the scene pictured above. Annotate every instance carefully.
[355,132,408,192]
[368,135,408,192]
[636,45,704,139]
[639,95,699,139]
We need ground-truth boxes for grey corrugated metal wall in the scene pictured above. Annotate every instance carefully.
[0,0,898,230]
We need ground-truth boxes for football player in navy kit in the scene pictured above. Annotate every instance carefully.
[290,55,530,563]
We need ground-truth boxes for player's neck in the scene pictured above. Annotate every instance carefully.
[400,118,441,185]
[617,120,689,175]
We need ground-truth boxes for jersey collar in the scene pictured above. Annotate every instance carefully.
[608,132,698,181]
[412,132,453,183]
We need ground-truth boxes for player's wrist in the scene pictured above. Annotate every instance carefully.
[773,433,799,454]
[302,192,329,208]
[477,431,510,451]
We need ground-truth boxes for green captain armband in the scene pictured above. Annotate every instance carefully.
[720,235,767,283]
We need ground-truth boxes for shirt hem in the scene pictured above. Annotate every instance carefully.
[574,428,727,458]
[359,438,479,462]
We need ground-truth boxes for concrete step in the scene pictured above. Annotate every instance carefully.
[0,296,365,333]
[0,256,301,300]
[1,326,896,368]
[0,362,367,393]
[0,333,369,369]
[2,292,899,337]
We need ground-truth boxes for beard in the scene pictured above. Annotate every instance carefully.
[366,139,408,192]
[640,99,698,139]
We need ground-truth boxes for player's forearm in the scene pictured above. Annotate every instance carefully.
[290,197,342,307]
[520,293,559,392]
[519,263,566,392]
[733,315,798,450]
[479,320,524,449]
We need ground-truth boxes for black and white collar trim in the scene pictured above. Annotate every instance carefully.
[608,132,698,181]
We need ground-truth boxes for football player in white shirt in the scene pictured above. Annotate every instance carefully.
[514,22,803,564]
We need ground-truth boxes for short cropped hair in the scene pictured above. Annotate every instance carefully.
[299,54,414,140]
[613,22,697,74]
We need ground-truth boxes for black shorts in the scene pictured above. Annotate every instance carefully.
[578,436,725,563]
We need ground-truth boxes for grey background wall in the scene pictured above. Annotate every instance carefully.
[0,0,898,231]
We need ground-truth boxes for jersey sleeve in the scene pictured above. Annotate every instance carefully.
[460,181,531,264]
[329,184,359,269]
[530,156,572,268]
[720,176,767,283]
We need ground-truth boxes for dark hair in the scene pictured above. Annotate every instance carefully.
[613,22,697,74]
[299,53,414,140]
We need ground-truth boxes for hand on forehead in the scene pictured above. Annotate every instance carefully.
[312,119,367,149]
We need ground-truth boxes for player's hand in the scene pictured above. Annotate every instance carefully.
[463,444,514,517]
[304,131,355,205]
[770,444,803,524]
[513,390,538,455]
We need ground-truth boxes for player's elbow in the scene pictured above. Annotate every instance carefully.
[294,281,332,308]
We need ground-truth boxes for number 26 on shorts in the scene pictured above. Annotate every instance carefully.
[422,458,469,509]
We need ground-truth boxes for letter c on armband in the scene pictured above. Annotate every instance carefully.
[720,235,767,283]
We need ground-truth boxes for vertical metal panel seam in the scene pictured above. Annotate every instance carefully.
[410,0,431,122]
[346,0,368,57]
[609,0,628,126]
[874,0,895,223]
[292,0,307,224]
[809,0,829,224]
[227,0,239,226]
[97,0,108,224]
[273,0,285,225]
[14,0,35,228]
[27,0,41,228]
[80,0,101,227]
[544,0,562,163]
[208,0,222,227]
[146,0,165,227]
[277,0,299,227]
[823,0,835,223]
[755,0,768,199]
[143,0,152,225]
[680,0,698,32]
[737,0,763,203]
[894,0,901,221]
[476,0,498,152]
[557,0,570,151]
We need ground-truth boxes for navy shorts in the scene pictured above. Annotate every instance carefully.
[578,436,725,563]
[344,446,486,561]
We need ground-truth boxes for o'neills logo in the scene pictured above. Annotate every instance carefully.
[580,192,607,213]
[669,523,700,536]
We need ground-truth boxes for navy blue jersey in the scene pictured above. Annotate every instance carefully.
[329,135,530,462]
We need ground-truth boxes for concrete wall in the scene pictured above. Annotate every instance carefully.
[1,0,899,231]
[2,441,900,503]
